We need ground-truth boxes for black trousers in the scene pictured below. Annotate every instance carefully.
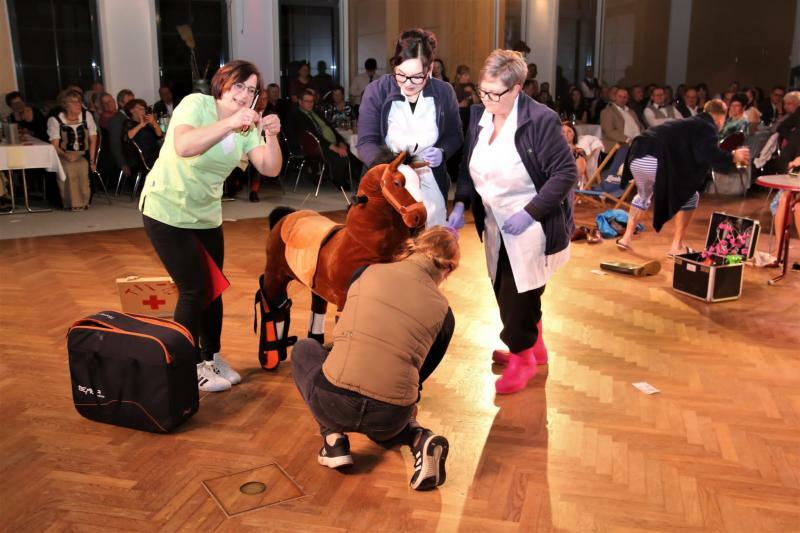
[291,310,453,440]
[142,215,224,362]
[322,149,351,189]
[493,243,545,353]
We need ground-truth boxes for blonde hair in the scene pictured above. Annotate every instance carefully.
[395,227,460,277]
[704,98,727,116]
[479,49,527,89]
[784,91,800,106]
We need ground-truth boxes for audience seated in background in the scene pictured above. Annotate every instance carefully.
[289,62,313,103]
[292,88,352,189]
[600,86,643,151]
[579,66,600,101]
[46,89,97,211]
[432,59,449,82]
[152,85,178,118]
[561,121,588,185]
[522,78,539,99]
[6,91,48,142]
[676,87,700,117]
[314,61,334,100]
[536,81,556,109]
[759,86,785,126]
[720,93,750,139]
[324,86,354,128]
[743,87,762,133]
[590,85,611,124]
[122,99,163,169]
[627,84,646,124]
[349,57,378,115]
[563,87,589,123]
[643,86,680,128]
[263,83,291,122]
[107,89,135,178]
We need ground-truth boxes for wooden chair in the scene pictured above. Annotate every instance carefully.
[574,144,636,210]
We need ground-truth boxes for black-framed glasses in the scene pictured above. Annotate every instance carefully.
[477,87,511,102]
[394,72,427,85]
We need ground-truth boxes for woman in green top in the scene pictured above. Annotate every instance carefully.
[140,60,282,393]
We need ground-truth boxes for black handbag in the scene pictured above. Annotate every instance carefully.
[67,311,198,433]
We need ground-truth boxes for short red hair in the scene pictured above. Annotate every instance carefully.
[210,60,263,100]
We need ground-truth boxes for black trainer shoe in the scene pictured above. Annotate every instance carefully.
[318,436,354,469]
[409,429,449,490]
[249,191,260,202]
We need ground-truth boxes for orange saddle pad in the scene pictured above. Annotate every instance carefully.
[280,210,343,289]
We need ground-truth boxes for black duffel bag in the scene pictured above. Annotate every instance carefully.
[67,311,198,433]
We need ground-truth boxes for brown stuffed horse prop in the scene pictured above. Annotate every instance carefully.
[255,152,426,370]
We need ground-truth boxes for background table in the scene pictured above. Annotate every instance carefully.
[0,137,66,182]
[336,128,358,159]
[755,173,800,284]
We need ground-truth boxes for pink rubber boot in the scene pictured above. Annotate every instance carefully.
[492,321,548,365]
[495,347,537,394]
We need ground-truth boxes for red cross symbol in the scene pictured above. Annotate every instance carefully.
[142,295,166,310]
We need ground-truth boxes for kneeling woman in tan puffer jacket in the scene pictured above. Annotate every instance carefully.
[291,226,459,491]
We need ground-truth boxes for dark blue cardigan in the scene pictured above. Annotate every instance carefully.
[454,94,577,256]
[356,74,463,199]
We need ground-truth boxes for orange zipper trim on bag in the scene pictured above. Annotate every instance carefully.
[70,325,173,364]
[74,399,168,432]
[123,313,195,347]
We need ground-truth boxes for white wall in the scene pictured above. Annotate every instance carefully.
[229,0,280,85]
[96,0,159,104]
[524,0,559,87]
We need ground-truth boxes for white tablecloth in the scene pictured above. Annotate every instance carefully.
[0,138,66,181]
[337,128,358,158]
[575,123,602,139]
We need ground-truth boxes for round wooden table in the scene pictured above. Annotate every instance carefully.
[755,174,800,285]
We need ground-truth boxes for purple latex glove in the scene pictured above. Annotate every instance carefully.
[418,146,443,167]
[501,209,534,235]
[446,202,465,229]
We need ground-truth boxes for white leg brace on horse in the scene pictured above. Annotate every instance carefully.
[308,312,326,335]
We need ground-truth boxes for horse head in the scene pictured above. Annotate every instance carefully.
[380,152,427,228]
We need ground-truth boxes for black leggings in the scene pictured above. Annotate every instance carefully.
[142,215,224,362]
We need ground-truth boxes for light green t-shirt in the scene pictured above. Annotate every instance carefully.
[139,93,264,228]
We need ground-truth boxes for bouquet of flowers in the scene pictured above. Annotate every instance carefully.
[700,219,752,266]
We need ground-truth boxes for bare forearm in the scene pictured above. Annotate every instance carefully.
[250,136,283,177]
[173,120,233,157]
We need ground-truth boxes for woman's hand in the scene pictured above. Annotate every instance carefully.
[227,107,261,132]
[260,114,281,137]
[502,209,534,235]
[446,202,465,230]
[789,155,800,170]
[89,160,97,172]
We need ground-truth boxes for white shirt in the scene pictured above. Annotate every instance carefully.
[349,71,377,106]
[643,103,680,128]
[47,112,98,151]
[468,95,570,292]
[614,103,642,140]
[385,94,444,226]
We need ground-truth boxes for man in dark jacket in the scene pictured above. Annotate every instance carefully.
[6,91,48,141]
[292,88,352,189]
[616,99,751,255]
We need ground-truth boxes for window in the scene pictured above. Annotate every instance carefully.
[155,0,229,100]
[7,0,102,106]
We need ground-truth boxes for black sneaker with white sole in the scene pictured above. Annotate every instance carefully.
[318,436,354,469]
[409,429,449,490]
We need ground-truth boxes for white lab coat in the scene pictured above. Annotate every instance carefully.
[468,96,570,292]
[384,95,446,227]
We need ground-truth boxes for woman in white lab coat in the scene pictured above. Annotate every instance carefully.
[356,28,463,227]
[447,49,577,394]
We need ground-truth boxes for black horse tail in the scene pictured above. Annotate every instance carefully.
[268,206,296,229]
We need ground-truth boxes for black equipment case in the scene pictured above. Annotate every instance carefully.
[672,212,760,302]
[67,311,198,433]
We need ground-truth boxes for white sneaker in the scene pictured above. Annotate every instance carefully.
[197,362,231,392]
[212,354,242,385]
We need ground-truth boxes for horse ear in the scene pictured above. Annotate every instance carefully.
[388,151,406,173]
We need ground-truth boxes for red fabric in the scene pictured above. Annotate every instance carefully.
[199,244,230,308]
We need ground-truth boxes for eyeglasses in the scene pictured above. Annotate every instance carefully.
[394,72,427,85]
[232,82,257,96]
[477,87,511,102]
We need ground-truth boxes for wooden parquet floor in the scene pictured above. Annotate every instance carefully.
[1,193,799,532]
